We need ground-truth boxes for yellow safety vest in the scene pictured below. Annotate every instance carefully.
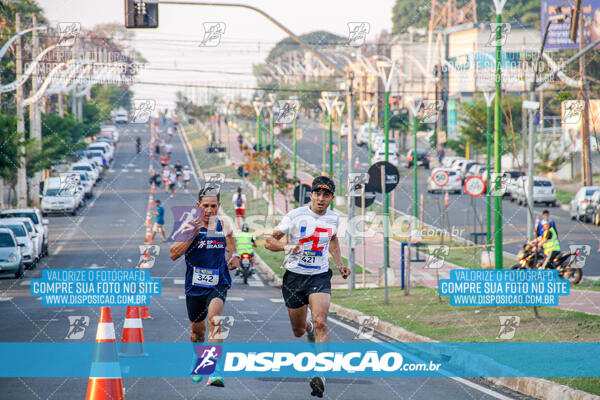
[542,227,560,255]
[236,232,253,253]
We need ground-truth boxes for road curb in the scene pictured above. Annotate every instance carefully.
[253,252,282,287]
[329,302,599,400]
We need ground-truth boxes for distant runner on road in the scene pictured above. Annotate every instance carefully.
[265,175,350,398]
[170,187,239,387]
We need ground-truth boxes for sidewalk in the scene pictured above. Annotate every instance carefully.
[216,120,600,316]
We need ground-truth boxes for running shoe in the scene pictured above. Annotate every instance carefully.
[207,374,225,387]
[310,377,325,398]
[190,374,203,383]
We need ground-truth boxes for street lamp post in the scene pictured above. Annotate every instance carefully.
[492,0,507,270]
[361,100,377,169]
[483,91,495,246]
[321,92,337,210]
[334,100,345,200]
[252,99,264,151]
[375,60,398,296]
[318,98,327,175]
[408,100,420,223]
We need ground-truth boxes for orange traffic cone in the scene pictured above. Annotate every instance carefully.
[119,306,147,357]
[444,191,449,207]
[85,307,125,400]
[139,305,152,320]
[355,157,360,169]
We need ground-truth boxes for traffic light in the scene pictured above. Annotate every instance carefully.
[124,0,159,28]
[569,0,581,42]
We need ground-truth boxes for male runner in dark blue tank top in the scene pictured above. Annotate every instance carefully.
[170,187,239,387]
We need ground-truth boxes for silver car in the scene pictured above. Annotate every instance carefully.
[0,221,35,268]
[4,217,42,262]
[0,209,48,257]
[0,228,24,278]
[570,186,600,222]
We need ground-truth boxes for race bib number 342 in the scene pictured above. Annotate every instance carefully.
[192,268,219,287]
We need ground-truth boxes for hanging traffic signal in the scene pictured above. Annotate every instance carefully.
[124,0,159,28]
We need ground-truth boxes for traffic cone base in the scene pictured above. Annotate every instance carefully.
[86,378,125,400]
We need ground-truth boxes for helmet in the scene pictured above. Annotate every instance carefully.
[241,223,249,232]
[541,219,551,226]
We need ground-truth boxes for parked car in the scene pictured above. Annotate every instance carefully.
[114,108,128,124]
[355,123,381,146]
[62,171,93,199]
[71,161,99,183]
[0,221,35,268]
[459,161,479,178]
[427,168,463,194]
[515,177,557,207]
[340,123,349,137]
[465,163,483,178]
[570,186,600,221]
[5,217,42,263]
[374,138,400,156]
[441,156,464,169]
[100,124,120,142]
[87,142,114,163]
[406,150,430,169]
[0,228,24,278]
[372,149,399,166]
[503,170,525,200]
[588,191,600,225]
[40,177,82,215]
[449,158,469,173]
[0,208,48,257]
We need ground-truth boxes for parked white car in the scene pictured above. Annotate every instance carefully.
[372,149,399,166]
[0,208,48,257]
[515,176,557,207]
[71,161,99,183]
[62,171,94,199]
[373,138,400,156]
[5,217,42,263]
[87,142,114,163]
[504,170,526,200]
[570,186,600,221]
[0,220,36,268]
[41,177,82,215]
[356,123,382,146]
[442,156,464,169]
[427,168,463,194]
[100,124,120,142]
[114,108,128,124]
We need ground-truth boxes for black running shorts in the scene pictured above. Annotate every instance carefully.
[282,269,332,309]
[185,285,228,322]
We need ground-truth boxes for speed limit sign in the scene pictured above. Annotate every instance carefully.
[431,169,449,187]
[464,176,486,197]
[273,126,282,136]
[332,143,339,155]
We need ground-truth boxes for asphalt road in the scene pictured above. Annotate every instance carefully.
[276,118,600,277]
[0,120,529,399]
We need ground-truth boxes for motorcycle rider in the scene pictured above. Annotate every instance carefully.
[529,219,561,269]
[235,222,256,276]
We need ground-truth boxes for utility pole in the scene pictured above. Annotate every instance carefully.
[347,72,355,292]
[29,15,41,206]
[579,4,592,186]
[16,13,27,208]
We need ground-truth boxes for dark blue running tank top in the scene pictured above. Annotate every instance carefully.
[184,219,231,296]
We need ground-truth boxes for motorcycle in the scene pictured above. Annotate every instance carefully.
[239,252,254,284]
[511,243,583,284]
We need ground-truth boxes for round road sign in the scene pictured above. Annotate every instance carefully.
[294,184,312,205]
[332,143,339,155]
[464,176,486,197]
[354,190,376,208]
[367,161,400,193]
[431,169,450,187]
[273,126,282,136]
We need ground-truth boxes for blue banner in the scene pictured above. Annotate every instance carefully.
[541,0,600,51]
[0,342,598,378]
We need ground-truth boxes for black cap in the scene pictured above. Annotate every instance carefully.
[311,176,335,194]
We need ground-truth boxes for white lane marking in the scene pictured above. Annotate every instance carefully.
[178,296,186,300]
[269,298,284,303]
[238,311,258,315]
[248,280,265,287]
[174,279,185,285]
[77,217,85,224]
[122,169,129,173]
[135,169,142,173]
[327,318,515,400]
[0,297,14,301]
[38,319,59,322]
[20,280,31,286]
[228,297,244,302]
